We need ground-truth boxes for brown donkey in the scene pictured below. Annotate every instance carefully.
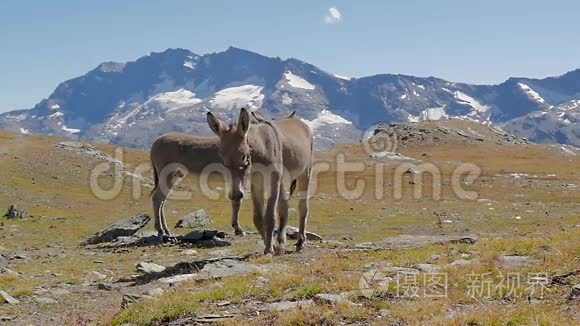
[207,108,314,253]
[150,134,245,241]
[150,112,299,241]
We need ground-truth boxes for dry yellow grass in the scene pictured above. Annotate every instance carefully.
[0,123,578,325]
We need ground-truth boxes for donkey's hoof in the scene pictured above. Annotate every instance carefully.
[162,234,178,244]
[295,243,305,253]
[274,244,285,256]
[234,228,247,237]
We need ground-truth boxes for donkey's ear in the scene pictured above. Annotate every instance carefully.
[238,108,251,137]
[207,112,226,136]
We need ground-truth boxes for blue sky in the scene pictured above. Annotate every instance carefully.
[1,0,579,112]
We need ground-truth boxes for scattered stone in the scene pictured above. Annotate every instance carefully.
[3,205,27,219]
[84,271,108,284]
[414,263,441,273]
[447,259,481,268]
[137,262,166,274]
[182,249,198,255]
[51,289,71,296]
[174,209,212,228]
[284,226,323,241]
[497,255,540,269]
[569,283,580,301]
[193,313,236,323]
[158,274,197,285]
[97,283,115,291]
[215,300,231,307]
[195,259,264,280]
[313,293,355,306]
[122,293,153,309]
[353,234,477,251]
[81,214,151,245]
[35,297,58,304]
[379,309,391,318]
[430,254,441,261]
[0,290,19,304]
[0,267,19,276]
[135,254,254,285]
[268,300,312,311]
[147,288,164,297]
[110,231,162,247]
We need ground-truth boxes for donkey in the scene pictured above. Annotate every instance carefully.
[150,112,298,241]
[207,108,314,253]
[150,134,245,241]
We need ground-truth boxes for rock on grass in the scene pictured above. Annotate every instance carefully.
[174,209,212,228]
[81,214,151,245]
[0,290,19,305]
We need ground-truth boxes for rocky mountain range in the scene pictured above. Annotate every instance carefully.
[1,47,578,148]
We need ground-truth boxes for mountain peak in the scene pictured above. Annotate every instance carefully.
[97,62,126,73]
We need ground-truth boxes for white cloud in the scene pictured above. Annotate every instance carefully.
[324,7,342,24]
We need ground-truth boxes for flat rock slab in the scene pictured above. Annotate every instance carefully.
[497,255,540,269]
[268,300,313,311]
[133,254,253,284]
[447,259,482,268]
[0,290,19,305]
[314,293,355,306]
[110,231,161,247]
[137,262,166,274]
[82,214,151,245]
[354,234,477,250]
[195,259,265,280]
[570,283,580,301]
[122,293,153,309]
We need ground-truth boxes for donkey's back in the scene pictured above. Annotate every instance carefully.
[150,132,221,174]
[271,118,313,178]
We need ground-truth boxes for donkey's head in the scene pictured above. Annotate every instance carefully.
[207,108,252,201]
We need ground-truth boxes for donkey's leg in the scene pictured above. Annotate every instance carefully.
[251,175,265,240]
[157,169,180,243]
[152,187,166,238]
[275,181,289,255]
[230,199,246,236]
[263,171,281,255]
[296,169,312,252]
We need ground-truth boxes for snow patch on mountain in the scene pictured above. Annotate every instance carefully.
[20,128,29,134]
[49,111,64,118]
[303,110,351,130]
[155,89,201,112]
[210,85,264,111]
[50,104,61,110]
[454,91,490,113]
[420,106,448,121]
[61,125,81,134]
[281,93,293,105]
[285,71,315,90]
[333,74,352,80]
[518,83,545,104]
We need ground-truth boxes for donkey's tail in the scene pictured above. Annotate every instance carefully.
[289,179,297,196]
[149,164,159,197]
